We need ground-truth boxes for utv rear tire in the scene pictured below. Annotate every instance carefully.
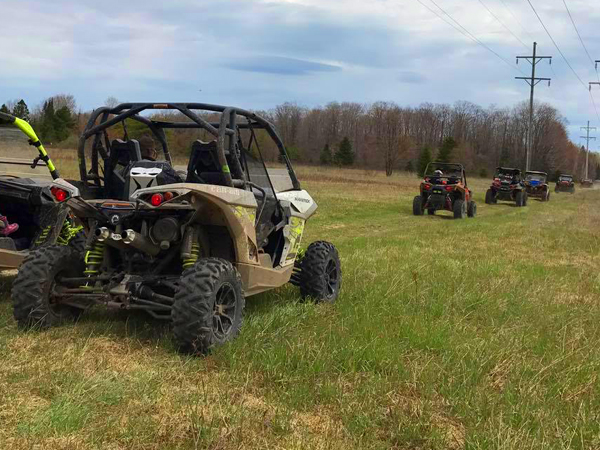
[300,241,341,303]
[485,189,494,205]
[453,199,467,219]
[515,191,524,207]
[12,245,85,328]
[172,258,244,354]
[413,196,424,216]
[467,201,477,218]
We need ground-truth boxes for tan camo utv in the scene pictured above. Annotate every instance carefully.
[11,103,341,354]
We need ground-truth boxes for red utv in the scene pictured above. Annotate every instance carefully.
[485,167,527,207]
[413,162,476,219]
[555,174,575,194]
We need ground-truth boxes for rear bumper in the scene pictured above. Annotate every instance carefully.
[425,193,451,210]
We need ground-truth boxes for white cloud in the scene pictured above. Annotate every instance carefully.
[1,0,599,144]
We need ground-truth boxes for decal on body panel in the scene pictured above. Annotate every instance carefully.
[280,216,305,266]
[276,190,317,219]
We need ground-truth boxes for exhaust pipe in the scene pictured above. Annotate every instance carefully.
[95,227,110,242]
[122,229,160,256]
[95,227,128,250]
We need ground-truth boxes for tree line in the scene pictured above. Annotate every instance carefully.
[2,95,598,180]
[263,100,599,179]
[1,95,77,145]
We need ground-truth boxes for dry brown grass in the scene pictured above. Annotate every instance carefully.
[1,166,600,449]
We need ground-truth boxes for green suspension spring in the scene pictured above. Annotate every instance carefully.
[35,225,52,246]
[182,242,200,269]
[84,240,105,276]
[57,219,83,246]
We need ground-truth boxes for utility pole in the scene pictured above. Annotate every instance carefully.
[516,42,552,171]
[580,121,596,181]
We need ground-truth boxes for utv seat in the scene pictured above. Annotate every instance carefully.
[105,139,142,199]
[186,140,228,186]
[124,160,183,198]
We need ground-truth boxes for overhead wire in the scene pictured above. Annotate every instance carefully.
[498,0,536,43]
[415,0,525,75]
[524,0,585,88]
[561,0,595,66]
[476,0,528,49]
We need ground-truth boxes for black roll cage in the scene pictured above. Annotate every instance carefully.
[424,162,467,187]
[78,102,301,191]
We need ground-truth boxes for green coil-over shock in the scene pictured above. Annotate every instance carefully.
[34,225,52,246]
[34,219,83,247]
[84,240,105,276]
[181,226,202,269]
[182,242,200,269]
[57,220,83,246]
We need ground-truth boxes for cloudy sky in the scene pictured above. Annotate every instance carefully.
[1,0,599,143]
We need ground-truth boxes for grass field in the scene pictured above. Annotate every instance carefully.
[2,165,600,449]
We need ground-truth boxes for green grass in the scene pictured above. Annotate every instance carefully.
[2,167,600,449]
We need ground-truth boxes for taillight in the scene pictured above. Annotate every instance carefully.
[150,193,164,206]
[163,191,174,201]
[50,187,68,202]
[445,186,453,191]
[423,184,431,190]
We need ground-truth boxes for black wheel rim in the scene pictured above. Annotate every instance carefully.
[213,283,237,339]
[324,259,339,298]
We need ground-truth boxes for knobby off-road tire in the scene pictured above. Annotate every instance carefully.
[299,241,341,304]
[515,191,525,207]
[467,201,477,218]
[413,196,424,216]
[485,189,494,205]
[12,245,85,328]
[541,191,550,202]
[172,258,244,354]
[453,199,467,219]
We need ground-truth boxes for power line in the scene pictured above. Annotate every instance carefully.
[561,0,595,66]
[418,0,524,74]
[477,0,528,49]
[524,0,587,89]
[414,0,479,43]
[499,0,536,43]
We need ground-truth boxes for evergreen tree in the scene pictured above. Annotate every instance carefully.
[417,147,432,177]
[12,99,30,121]
[320,143,332,165]
[39,99,56,142]
[54,106,75,142]
[0,104,9,114]
[405,160,414,173]
[436,136,456,163]
[334,136,354,166]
